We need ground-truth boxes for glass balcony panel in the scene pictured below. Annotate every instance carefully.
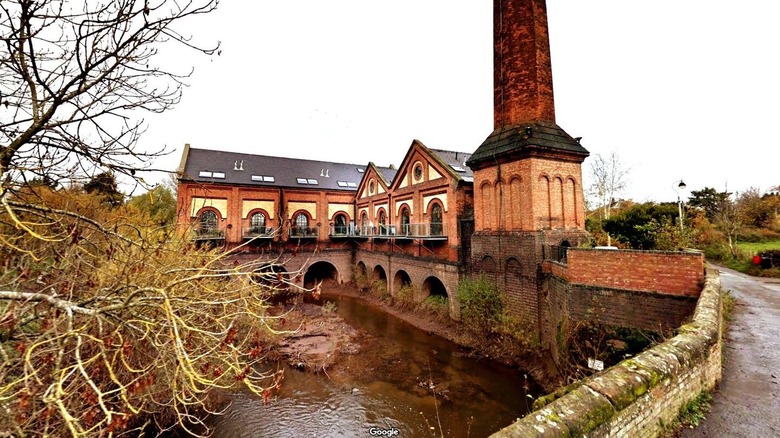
[288,226,319,238]
[242,226,276,239]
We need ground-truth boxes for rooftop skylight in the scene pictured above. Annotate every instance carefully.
[198,170,225,179]
[252,175,275,183]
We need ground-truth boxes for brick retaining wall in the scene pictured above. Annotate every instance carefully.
[565,248,705,296]
[493,269,722,437]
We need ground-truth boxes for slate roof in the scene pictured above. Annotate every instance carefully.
[466,121,589,168]
[429,148,474,181]
[377,166,398,186]
[180,147,370,191]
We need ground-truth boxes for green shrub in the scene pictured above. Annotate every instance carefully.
[703,242,736,261]
[371,279,389,300]
[495,315,538,350]
[737,227,780,243]
[457,275,503,332]
[355,271,372,293]
[418,295,449,320]
[394,284,416,309]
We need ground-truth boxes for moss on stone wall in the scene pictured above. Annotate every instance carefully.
[493,270,723,437]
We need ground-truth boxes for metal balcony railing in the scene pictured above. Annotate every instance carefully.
[242,226,276,239]
[288,226,319,238]
[329,224,359,237]
[193,227,225,240]
[370,224,395,237]
[326,223,447,239]
[395,222,447,239]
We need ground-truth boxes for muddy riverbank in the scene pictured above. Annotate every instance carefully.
[312,282,563,392]
[210,288,541,437]
[267,280,562,392]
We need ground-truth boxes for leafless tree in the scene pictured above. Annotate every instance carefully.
[0,1,308,436]
[587,152,630,221]
[714,195,743,258]
[586,152,629,246]
[1,0,218,189]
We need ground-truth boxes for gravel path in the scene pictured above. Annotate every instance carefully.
[681,267,780,437]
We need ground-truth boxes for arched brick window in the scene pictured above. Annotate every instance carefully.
[250,211,266,233]
[430,202,443,236]
[198,210,218,236]
[292,212,310,236]
[400,206,410,235]
[333,213,347,235]
[378,209,387,235]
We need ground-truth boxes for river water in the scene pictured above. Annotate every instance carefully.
[209,292,538,437]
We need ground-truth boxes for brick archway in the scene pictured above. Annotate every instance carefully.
[422,276,448,299]
[393,270,412,294]
[304,261,339,288]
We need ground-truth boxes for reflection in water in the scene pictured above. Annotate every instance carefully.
[210,293,538,437]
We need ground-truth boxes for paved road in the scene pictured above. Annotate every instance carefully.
[681,267,780,437]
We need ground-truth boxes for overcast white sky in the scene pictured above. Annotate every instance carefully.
[138,1,780,203]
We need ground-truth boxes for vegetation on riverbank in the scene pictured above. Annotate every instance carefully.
[587,185,780,278]
[353,272,559,389]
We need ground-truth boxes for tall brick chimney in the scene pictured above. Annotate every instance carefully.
[465,0,591,343]
[494,0,555,128]
[467,0,590,232]
[467,0,587,171]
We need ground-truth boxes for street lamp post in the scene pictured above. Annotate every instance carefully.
[672,180,687,232]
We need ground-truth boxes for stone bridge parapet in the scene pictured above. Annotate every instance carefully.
[493,268,722,437]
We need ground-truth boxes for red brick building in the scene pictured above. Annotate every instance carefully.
[176,0,702,344]
[176,140,474,314]
[175,0,590,322]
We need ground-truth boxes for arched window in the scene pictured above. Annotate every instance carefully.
[378,210,387,235]
[334,213,347,235]
[250,212,266,234]
[199,210,218,236]
[294,213,309,235]
[400,207,410,235]
[430,203,443,236]
[361,212,368,234]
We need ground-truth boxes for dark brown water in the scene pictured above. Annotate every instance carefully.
[209,293,538,437]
